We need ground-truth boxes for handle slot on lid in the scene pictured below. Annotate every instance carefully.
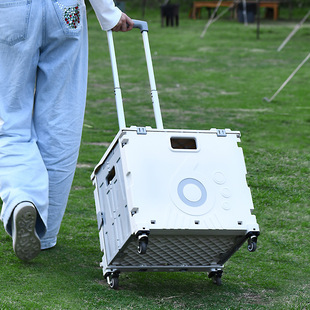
[170,137,197,150]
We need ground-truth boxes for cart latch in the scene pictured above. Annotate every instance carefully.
[136,127,147,135]
[216,129,227,137]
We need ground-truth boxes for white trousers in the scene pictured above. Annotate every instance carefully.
[0,0,88,249]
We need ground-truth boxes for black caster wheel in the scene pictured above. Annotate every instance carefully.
[209,270,223,286]
[247,237,257,252]
[107,274,119,290]
[212,275,222,286]
[248,241,257,252]
[138,239,147,254]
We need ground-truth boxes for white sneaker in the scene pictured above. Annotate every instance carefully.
[12,202,41,261]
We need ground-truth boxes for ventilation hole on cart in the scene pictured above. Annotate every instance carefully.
[170,137,197,149]
[238,221,243,225]
[151,220,156,224]
[106,166,116,185]
[195,220,200,225]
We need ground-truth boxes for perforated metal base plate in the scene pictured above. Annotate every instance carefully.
[104,232,246,273]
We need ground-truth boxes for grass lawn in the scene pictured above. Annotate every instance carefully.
[0,7,309,310]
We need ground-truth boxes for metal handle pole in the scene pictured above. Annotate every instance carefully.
[107,30,126,129]
[106,20,164,130]
[141,31,164,130]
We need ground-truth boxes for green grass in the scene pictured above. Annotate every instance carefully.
[1,9,310,309]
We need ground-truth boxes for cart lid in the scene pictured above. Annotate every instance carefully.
[90,127,241,181]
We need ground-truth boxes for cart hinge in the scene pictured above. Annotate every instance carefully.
[136,127,147,135]
[216,129,227,137]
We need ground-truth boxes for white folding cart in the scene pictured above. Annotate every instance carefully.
[91,20,260,289]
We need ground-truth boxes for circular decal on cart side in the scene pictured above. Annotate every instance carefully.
[170,172,216,216]
[177,178,207,207]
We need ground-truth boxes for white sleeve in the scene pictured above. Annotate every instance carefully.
[89,0,122,31]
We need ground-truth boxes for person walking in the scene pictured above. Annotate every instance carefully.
[0,0,133,261]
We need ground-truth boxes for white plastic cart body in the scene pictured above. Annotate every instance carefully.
[91,21,259,289]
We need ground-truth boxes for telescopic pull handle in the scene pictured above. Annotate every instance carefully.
[106,30,126,129]
[132,20,164,129]
[107,20,163,130]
